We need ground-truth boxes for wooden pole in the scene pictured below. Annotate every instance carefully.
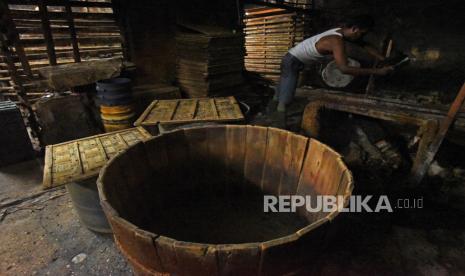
[38,0,57,65]
[64,0,81,62]
[365,39,392,96]
[411,82,465,183]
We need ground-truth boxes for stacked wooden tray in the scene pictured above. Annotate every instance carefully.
[256,0,313,10]
[176,26,245,98]
[43,127,152,189]
[134,96,244,132]
[244,8,312,83]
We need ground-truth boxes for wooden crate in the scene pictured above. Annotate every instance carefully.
[134,96,244,128]
[43,127,152,189]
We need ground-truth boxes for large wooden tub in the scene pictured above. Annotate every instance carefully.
[97,125,353,276]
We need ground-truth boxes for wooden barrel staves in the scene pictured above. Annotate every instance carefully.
[97,125,353,276]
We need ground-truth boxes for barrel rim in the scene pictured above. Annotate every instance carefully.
[97,125,354,248]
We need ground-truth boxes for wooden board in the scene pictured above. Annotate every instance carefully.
[134,96,244,126]
[42,127,152,189]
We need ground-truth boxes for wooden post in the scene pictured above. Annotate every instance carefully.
[64,0,81,62]
[410,119,439,178]
[111,0,131,61]
[411,82,465,183]
[38,0,57,65]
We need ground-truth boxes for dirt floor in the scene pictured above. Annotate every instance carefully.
[0,160,132,276]
[1,106,465,275]
[2,157,465,275]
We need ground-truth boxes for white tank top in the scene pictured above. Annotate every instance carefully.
[288,28,342,64]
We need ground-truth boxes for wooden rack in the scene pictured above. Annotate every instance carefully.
[0,0,126,103]
[244,7,312,83]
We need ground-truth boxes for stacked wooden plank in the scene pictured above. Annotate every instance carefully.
[254,0,313,10]
[176,26,245,98]
[244,7,312,83]
[0,0,124,103]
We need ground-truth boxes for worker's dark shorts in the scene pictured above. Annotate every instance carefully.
[276,53,304,105]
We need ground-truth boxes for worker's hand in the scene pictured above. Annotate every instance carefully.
[376,66,394,76]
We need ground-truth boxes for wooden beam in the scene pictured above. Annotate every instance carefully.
[7,0,113,8]
[411,82,465,183]
[299,86,465,185]
[300,96,439,185]
[64,0,81,62]
[296,88,465,126]
[38,0,57,65]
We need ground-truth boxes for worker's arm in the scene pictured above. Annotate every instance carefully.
[332,38,392,76]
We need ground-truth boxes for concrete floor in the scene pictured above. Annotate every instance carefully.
[1,158,465,275]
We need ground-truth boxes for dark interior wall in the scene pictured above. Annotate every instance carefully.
[120,0,241,86]
[119,0,176,85]
[314,0,465,97]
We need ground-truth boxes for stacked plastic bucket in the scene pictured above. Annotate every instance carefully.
[96,78,135,132]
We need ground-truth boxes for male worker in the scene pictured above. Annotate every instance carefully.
[269,14,393,126]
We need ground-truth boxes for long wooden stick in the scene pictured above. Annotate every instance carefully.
[412,82,465,183]
[365,39,393,96]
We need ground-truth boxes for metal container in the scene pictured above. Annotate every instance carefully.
[321,58,361,88]
[98,125,353,275]
[66,177,111,233]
